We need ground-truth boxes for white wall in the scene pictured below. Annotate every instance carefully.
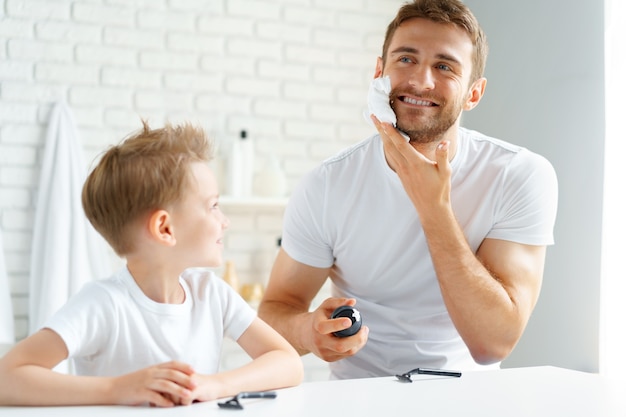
[0,0,404,341]
[463,0,605,372]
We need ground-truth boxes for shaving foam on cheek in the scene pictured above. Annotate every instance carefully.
[367,76,396,125]
[364,75,410,142]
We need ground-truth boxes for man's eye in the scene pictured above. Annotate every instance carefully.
[399,56,412,63]
[437,63,452,71]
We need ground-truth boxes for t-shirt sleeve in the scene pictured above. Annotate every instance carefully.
[281,166,335,268]
[487,149,558,245]
[216,278,257,342]
[43,282,112,358]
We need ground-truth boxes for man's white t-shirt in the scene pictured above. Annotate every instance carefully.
[44,267,256,377]
[282,127,558,379]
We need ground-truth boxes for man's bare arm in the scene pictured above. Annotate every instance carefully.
[258,249,369,361]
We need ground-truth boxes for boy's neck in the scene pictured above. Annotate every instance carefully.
[126,260,186,304]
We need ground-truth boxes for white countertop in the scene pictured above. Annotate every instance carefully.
[1,366,624,416]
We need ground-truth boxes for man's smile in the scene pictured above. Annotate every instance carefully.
[398,95,439,106]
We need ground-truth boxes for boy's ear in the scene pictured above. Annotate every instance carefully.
[148,209,176,247]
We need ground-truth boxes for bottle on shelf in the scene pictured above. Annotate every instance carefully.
[228,129,254,197]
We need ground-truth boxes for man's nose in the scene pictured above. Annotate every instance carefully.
[408,65,435,90]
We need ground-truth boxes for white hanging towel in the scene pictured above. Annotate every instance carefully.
[0,228,15,345]
[29,101,112,335]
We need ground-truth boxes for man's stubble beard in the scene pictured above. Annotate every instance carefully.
[390,92,464,144]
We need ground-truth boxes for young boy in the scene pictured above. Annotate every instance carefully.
[0,121,303,407]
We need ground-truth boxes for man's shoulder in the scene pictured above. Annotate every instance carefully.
[458,127,555,179]
[459,127,552,166]
[321,134,379,167]
[460,127,523,154]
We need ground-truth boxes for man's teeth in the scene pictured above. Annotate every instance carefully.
[403,97,434,106]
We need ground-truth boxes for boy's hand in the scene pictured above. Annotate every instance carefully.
[179,373,222,405]
[109,361,196,407]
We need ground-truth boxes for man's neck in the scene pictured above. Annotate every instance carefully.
[409,126,459,162]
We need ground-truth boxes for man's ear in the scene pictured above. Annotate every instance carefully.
[374,56,383,79]
[464,77,487,111]
[147,209,176,247]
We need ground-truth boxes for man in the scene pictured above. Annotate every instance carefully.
[258,0,558,379]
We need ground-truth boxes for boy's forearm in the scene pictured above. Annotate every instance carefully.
[0,366,114,406]
[194,349,303,402]
[235,349,303,390]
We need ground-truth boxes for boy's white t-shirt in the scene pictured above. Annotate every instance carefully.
[282,127,558,379]
[44,267,256,377]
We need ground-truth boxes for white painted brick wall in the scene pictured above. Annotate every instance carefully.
[0,0,404,361]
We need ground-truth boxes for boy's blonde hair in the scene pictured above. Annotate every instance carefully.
[82,120,214,256]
